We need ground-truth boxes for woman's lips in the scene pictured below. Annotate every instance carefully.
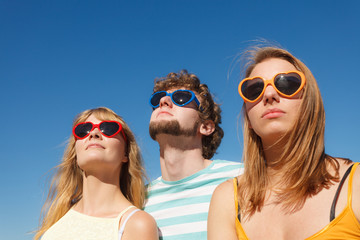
[262,108,285,119]
[86,143,104,149]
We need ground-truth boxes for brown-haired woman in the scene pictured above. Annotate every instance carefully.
[208,47,360,239]
[36,107,158,240]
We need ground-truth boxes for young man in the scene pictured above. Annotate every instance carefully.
[144,70,243,239]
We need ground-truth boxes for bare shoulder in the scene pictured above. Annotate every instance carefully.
[335,158,359,194]
[344,159,360,194]
[210,178,237,208]
[337,158,360,221]
[336,158,355,172]
[351,162,360,194]
[208,177,238,240]
[215,177,236,194]
[335,158,359,182]
[122,210,158,240]
[349,160,360,196]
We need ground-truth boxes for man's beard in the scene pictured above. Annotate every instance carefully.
[149,120,199,140]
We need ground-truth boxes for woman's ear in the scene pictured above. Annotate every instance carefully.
[122,156,129,163]
[199,120,215,136]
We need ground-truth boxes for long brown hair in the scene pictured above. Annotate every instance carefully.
[238,46,341,218]
[35,107,147,239]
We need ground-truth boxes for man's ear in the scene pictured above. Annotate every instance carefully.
[199,120,215,136]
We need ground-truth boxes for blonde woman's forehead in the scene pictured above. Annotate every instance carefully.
[85,114,101,123]
[250,58,297,79]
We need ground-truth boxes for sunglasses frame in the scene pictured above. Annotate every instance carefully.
[73,121,127,141]
[149,89,201,109]
[238,70,306,103]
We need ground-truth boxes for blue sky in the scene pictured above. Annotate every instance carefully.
[1,1,359,239]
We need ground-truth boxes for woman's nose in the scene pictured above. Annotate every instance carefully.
[262,85,280,104]
[88,127,102,139]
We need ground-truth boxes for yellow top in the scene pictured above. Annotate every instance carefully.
[234,162,360,240]
[42,205,136,240]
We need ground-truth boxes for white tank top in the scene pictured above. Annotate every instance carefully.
[42,205,140,240]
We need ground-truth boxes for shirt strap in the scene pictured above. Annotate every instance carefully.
[233,177,241,222]
[118,208,140,239]
[330,163,355,221]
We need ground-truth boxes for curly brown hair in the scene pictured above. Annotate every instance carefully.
[152,69,223,159]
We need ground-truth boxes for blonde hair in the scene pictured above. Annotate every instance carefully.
[35,107,147,239]
[238,46,343,217]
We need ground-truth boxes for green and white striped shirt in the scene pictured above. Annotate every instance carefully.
[144,160,243,240]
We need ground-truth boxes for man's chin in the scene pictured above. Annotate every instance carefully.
[149,119,198,140]
[149,120,181,140]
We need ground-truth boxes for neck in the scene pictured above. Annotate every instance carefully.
[156,134,212,181]
[261,134,289,165]
[74,172,130,217]
[261,137,288,187]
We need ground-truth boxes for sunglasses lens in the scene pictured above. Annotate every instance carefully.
[100,122,120,137]
[241,78,264,101]
[172,91,193,106]
[74,123,93,138]
[275,73,302,95]
[150,92,167,107]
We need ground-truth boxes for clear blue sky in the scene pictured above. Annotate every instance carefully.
[1,1,359,239]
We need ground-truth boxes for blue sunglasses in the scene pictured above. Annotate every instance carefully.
[149,89,202,110]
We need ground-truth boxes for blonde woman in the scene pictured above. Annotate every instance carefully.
[36,107,158,240]
[208,47,360,239]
